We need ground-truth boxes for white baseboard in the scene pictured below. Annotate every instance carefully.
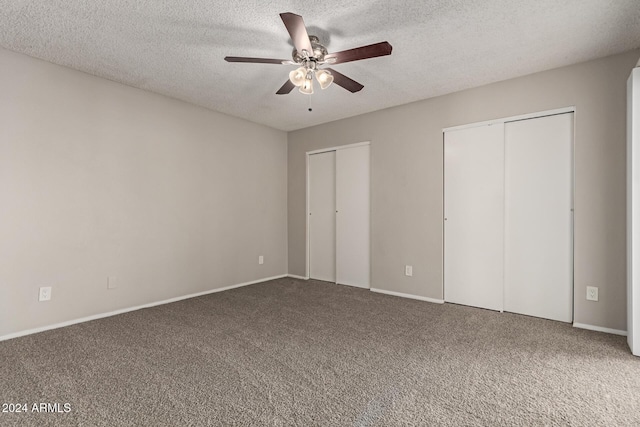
[287,274,308,280]
[338,281,369,289]
[370,288,444,304]
[0,274,287,343]
[573,322,627,336]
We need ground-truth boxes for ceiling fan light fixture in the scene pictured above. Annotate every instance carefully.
[289,67,306,86]
[315,69,334,89]
[299,77,314,95]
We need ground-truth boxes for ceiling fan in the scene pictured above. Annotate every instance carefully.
[224,12,393,95]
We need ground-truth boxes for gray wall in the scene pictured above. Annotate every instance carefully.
[288,49,640,331]
[0,48,288,337]
[2,45,637,337]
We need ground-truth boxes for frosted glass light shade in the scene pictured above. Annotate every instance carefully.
[315,69,334,89]
[289,67,306,87]
[299,78,314,94]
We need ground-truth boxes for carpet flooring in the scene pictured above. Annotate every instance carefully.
[1,278,639,426]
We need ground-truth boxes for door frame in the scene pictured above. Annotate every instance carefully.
[442,106,576,320]
[305,141,371,281]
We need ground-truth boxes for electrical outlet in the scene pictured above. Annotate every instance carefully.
[586,286,598,301]
[38,286,52,302]
[258,255,264,265]
[405,265,413,277]
[107,276,118,290]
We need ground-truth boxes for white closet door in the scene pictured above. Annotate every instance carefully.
[336,145,370,288]
[309,151,336,282]
[504,113,573,322]
[444,124,504,311]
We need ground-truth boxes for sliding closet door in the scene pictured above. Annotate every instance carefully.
[444,124,504,311]
[336,145,370,288]
[308,151,336,282]
[504,113,573,322]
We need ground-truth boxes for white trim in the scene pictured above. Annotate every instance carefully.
[370,288,445,304]
[443,107,576,133]
[0,274,287,343]
[441,132,445,304]
[287,274,308,280]
[339,281,370,289]
[573,322,627,336]
[571,111,576,322]
[305,153,311,279]
[306,141,370,156]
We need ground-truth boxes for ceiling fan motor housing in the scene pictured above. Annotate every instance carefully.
[292,35,328,63]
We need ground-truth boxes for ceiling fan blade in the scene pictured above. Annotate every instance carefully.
[325,68,364,93]
[280,12,313,55]
[224,56,287,64]
[276,80,296,95]
[326,41,392,65]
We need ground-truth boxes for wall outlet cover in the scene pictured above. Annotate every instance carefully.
[107,276,118,290]
[259,255,264,265]
[38,286,52,302]
[586,286,598,301]
[405,265,413,277]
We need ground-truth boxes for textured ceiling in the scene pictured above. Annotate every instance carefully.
[1,1,640,131]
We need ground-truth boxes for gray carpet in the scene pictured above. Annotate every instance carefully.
[1,278,639,426]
